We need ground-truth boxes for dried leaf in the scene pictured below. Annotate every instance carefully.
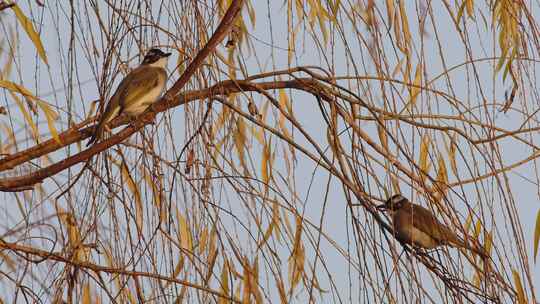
[82,283,92,304]
[435,154,448,194]
[11,92,38,140]
[398,1,411,52]
[512,269,527,304]
[11,5,48,65]
[376,119,389,153]
[407,62,423,110]
[534,210,540,262]
[288,216,305,293]
[219,260,231,304]
[419,134,431,180]
[178,212,193,252]
[36,100,61,144]
[261,138,272,186]
[234,117,248,170]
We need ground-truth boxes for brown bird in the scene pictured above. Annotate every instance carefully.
[377,194,487,258]
[87,48,171,146]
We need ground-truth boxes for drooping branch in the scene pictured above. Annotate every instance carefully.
[0,240,239,303]
[0,0,246,191]
[0,78,331,191]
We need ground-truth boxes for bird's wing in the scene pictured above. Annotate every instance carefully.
[118,67,166,109]
[404,203,461,245]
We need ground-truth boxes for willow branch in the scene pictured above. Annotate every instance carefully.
[0,0,245,191]
[0,240,239,303]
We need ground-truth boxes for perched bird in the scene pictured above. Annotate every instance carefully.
[87,48,171,146]
[377,194,487,258]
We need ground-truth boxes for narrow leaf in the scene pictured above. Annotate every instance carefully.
[11,5,48,65]
[534,209,540,262]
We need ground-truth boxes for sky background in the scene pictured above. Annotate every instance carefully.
[0,0,539,302]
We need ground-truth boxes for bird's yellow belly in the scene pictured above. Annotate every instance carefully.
[123,87,163,116]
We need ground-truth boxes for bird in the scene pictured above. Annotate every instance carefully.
[377,194,487,258]
[87,48,171,146]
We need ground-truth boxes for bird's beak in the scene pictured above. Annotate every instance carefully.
[163,52,172,57]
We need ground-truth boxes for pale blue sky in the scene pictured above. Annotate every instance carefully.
[1,1,539,302]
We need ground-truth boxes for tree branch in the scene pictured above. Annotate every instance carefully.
[0,240,239,303]
[0,0,245,191]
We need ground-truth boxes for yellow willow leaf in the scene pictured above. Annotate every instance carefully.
[472,272,481,288]
[35,100,61,144]
[10,92,38,140]
[456,1,468,24]
[251,257,263,304]
[11,5,48,65]
[407,62,423,110]
[282,210,294,241]
[234,117,247,170]
[120,162,143,231]
[0,122,15,154]
[485,231,493,256]
[208,224,218,258]
[278,89,294,118]
[1,29,15,79]
[261,138,272,186]
[393,7,405,53]
[277,90,293,142]
[288,216,305,292]
[376,120,389,153]
[196,227,209,255]
[82,283,91,304]
[464,211,473,233]
[206,246,219,284]
[512,269,527,304]
[166,255,185,288]
[288,241,305,293]
[534,209,540,262]
[178,212,193,252]
[0,80,37,99]
[257,214,275,249]
[398,1,411,49]
[473,219,482,239]
[277,278,287,303]
[249,123,264,145]
[419,134,431,179]
[242,259,252,304]
[466,0,474,17]
[391,57,406,78]
[448,134,458,176]
[386,0,395,29]
[435,154,448,194]
[219,260,231,304]
[317,8,329,45]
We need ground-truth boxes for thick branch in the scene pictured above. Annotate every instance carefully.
[0,0,245,191]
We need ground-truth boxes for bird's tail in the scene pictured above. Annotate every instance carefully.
[452,238,488,259]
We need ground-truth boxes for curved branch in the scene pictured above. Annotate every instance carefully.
[0,0,245,191]
[0,240,238,303]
